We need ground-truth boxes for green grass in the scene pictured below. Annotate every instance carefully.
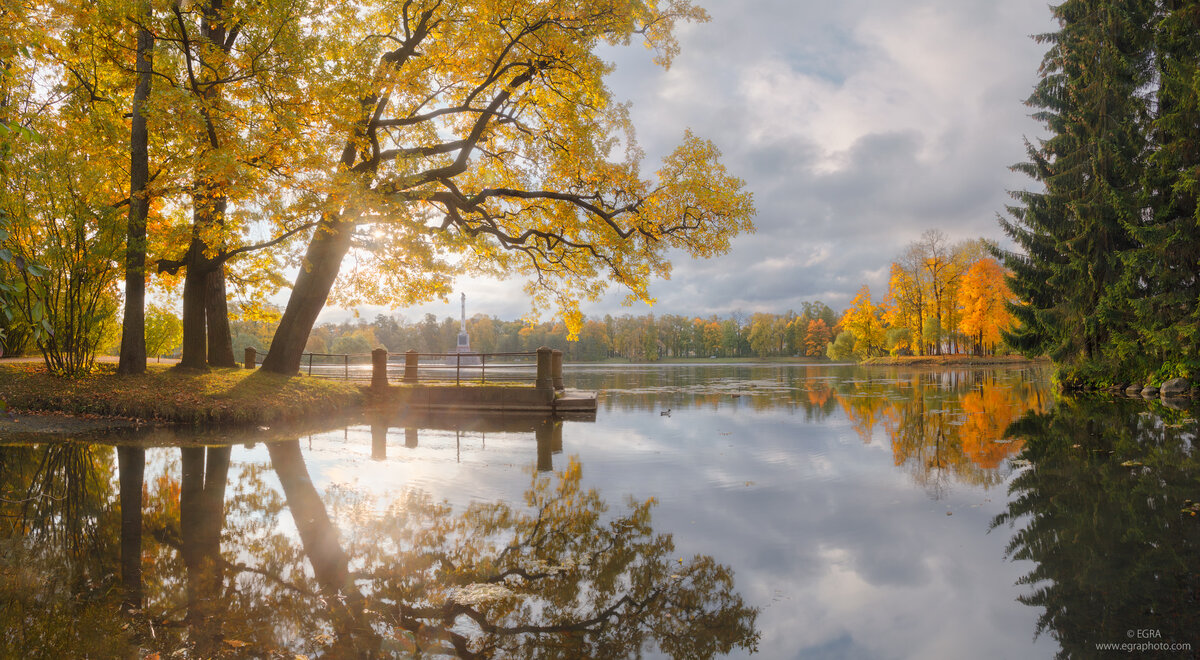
[0,362,363,425]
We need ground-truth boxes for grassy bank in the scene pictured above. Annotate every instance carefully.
[0,362,363,425]
[860,355,1047,367]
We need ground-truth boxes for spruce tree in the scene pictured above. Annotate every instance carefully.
[999,0,1156,376]
[1126,1,1200,376]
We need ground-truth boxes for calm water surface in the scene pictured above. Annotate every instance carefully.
[1,363,1197,658]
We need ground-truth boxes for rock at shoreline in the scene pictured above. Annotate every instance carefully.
[1124,383,1144,396]
[1141,386,1160,398]
[1160,378,1190,397]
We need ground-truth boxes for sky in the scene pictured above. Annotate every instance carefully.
[317,0,1057,326]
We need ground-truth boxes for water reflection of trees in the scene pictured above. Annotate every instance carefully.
[22,444,114,553]
[837,370,1047,495]
[588,365,1048,494]
[992,399,1200,658]
[0,443,125,657]
[0,436,758,658]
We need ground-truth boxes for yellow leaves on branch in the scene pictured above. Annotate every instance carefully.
[318,1,754,337]
[12,0,755,335]
[649,130,756,257]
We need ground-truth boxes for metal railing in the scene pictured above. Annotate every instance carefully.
[391,351,538,385]
[245,349,373,380]
[301,351,367,379]
[243,347,543,385]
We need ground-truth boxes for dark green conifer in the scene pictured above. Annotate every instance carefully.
[1126,1,1200,376]
[999,0,1157,375]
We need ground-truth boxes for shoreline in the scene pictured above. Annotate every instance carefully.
[5,356,1191,438]
[0,361,589,437]
[860,355,1049,367]
[0,410,148,437]
[0,362,363,431]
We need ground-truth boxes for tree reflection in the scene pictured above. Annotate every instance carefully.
[1,435,758,658]
[834,370,1048,495]
[992,399,1200,657]
[8,443,113,556]
[0,443,126,657]
[268,439,381,655]
[272,441,758,658]
[179,446,233,653]
[117,446,145,611]
[603,365,1049,494]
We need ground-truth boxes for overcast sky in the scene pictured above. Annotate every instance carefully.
[319,0,1056,326]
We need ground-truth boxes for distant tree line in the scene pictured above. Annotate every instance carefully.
[7,225,1017,365]
[191,301,842,363]
[300,303,842,362]
[11,227,1020,364]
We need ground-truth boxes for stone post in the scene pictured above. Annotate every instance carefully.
[551,350,564,390]
[404,349,419,383]
[536,346,554,390]
[371,348,389,389]
[550,418,563,454]
[535,419,554,472]
[371,423,387,461]
[243,347,256,369]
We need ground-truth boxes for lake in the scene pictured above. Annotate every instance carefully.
[1,363,1197,658]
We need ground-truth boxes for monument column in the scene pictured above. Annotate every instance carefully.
[455,292,473,355]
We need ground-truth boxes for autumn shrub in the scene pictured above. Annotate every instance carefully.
[826,331,856,361]
[0,126,123,375]
[886,327,912,356]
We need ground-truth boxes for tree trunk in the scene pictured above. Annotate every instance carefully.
[117,11,153,375]
[261,215,355,375]
[177,244,210,370]
[176,0,234,372]
[118,446,145,611]
[205,266,236,367]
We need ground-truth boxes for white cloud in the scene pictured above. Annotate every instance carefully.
[342,0,1056,325]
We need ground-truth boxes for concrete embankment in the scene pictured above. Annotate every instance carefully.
[370,384,597,413]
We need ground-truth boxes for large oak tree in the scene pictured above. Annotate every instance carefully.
[257,0,756,374]
[6,0,754,375]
